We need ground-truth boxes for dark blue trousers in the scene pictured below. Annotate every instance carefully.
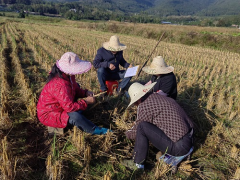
[68,111,95,134]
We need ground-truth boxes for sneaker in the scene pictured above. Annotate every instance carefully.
[120,159,144,170]
[92,127,112,135]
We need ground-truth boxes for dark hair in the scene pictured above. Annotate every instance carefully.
[47,64,63,82]
[141,92,151,102]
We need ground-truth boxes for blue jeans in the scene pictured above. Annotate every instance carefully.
[97,68,132,91]
[68,111,95,134]
[133,121,193,164]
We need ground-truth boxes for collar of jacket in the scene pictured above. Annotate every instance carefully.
[62,73,75,91]
[62,73,75,84]
[106,49,118,56]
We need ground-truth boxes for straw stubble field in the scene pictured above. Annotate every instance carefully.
[0,19,239,180]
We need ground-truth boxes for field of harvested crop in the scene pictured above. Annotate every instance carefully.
[0,16,239,180]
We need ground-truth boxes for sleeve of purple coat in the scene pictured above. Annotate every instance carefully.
[125,106,149,140]
[125,124,137,140]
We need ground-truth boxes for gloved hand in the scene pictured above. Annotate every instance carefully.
[92,127,112,135]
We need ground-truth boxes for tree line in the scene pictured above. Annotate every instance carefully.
[2,0,240,27]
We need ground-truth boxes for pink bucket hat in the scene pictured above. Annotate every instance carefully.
[56,52,92,75]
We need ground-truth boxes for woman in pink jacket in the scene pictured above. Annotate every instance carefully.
[37,52,111,135]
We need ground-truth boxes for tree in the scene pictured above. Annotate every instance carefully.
[18,10,25,18]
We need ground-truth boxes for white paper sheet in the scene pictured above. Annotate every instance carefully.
[124,65,139,78]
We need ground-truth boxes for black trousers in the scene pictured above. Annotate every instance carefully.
[133,121,193,164]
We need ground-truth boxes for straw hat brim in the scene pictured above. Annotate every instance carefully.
[102,42,127,51]
[56,59,92,75]
[142,66,174,75]
[127,82,156,108]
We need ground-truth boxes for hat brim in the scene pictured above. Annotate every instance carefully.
[142,66,174,75]
[102,42,127,51]
[56,59,92,75]
[127,82,156,108]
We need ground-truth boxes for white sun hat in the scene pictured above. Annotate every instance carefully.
[102,35,127,51]
[142,56,174,75]
[56,52,92,75]
[127,82,156,108]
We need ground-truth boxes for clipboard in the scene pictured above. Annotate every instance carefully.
[124,65,139,78]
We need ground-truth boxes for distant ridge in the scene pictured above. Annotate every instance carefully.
[43,0,240,17]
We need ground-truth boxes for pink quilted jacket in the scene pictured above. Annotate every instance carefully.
[37,74,88,128]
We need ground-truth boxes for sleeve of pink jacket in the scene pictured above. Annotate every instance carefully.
[54,83,88,113]
[75,83,88,98]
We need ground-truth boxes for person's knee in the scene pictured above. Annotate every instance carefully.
[97,68,106,75]
[68,111,83,119]
[137,121,148,131]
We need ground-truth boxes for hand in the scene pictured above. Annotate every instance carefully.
[131,122,135,127]
[128,64,133,68]
[144,80,152,86]
[109,63,116,70]
[86,90,94,97]
[85,96,95,104]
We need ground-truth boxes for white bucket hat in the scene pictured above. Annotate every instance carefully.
[142,56,174,75]
[127,82,156,108]
[56,52,92,75]
[103,35,127,51]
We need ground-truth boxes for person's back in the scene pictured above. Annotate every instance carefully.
[143,56,177,99]
[126,93,193,142]
[138,93,192,142]
[37,74,87,128]
[150,72,177,99]
[37,52,111,135]
[122,82,193,171]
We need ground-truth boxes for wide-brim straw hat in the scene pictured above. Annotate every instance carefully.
[142,56,174,75]
[127,82,156,108]
[56,52,92,75]
[103,35,127,51]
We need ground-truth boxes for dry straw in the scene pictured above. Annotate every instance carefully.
[46,155,63,180]
[0,136,17,180]
[1,20,239,179]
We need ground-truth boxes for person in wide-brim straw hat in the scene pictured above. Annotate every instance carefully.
[93,35,133,94]
[102,35,127,51]
[121,82,194,171]
[127,82,156,108]
[142,56,174,75]
[37,52,112,136]
[142,56,177,100]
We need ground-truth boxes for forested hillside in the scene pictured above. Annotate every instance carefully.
[2,0,240,17]
[147,0,216,16]
[198,0,240,16]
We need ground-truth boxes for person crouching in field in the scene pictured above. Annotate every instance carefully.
[121,82,194,170]
[37,52,111,135]
[93,35,132,93]
[143,56,177,100]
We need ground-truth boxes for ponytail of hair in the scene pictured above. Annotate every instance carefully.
[47,64,63,83]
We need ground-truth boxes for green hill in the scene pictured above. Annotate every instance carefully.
[42,0,240,17]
